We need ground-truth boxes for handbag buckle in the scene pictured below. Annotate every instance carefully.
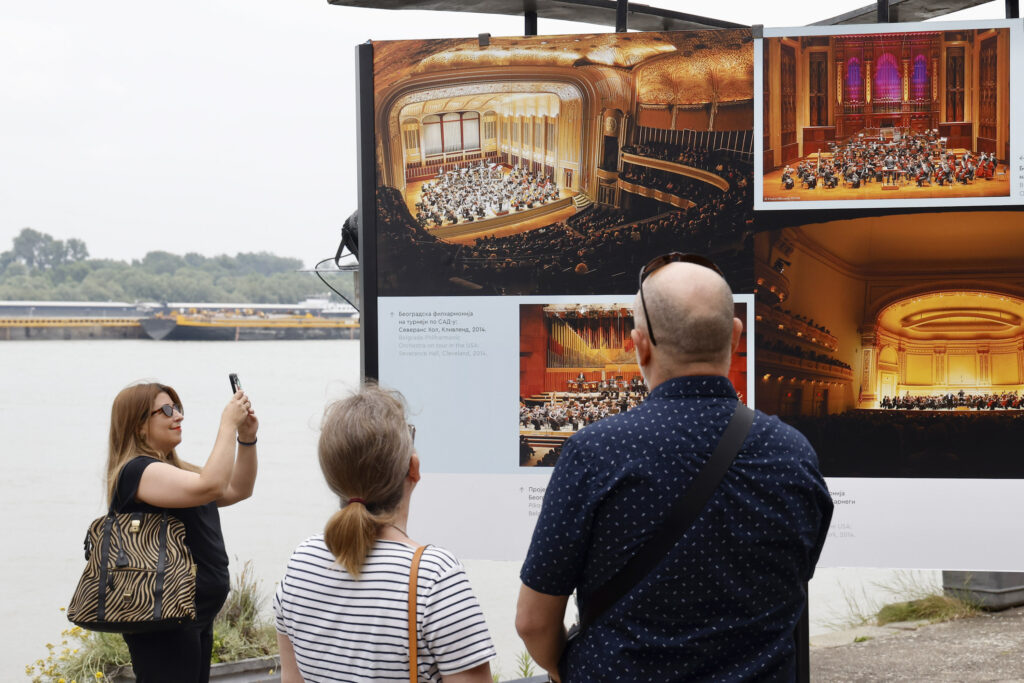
[129,519,141,533]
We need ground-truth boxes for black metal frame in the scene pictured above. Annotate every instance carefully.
[355,42,378,379]
[329,0,998,29]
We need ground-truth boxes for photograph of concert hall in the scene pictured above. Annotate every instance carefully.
[753,211,1024,479]
[370,30,756,297]
[518,301,747,467]
[759,26,1011,206]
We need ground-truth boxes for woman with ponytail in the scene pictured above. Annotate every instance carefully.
[274,383,495,683]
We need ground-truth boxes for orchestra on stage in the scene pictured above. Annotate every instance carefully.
[879,390,1024,410]
[779,130,1000,192]
[518,375,649,432]
[415,160,560,229]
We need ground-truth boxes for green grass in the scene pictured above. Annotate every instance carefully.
[25,624,131,683]
[876,593,981,626]
[211,560,277,664]
[822,570,965,631]
[515,650,538,678]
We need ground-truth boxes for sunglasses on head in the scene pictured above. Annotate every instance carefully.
[638,252,723,347]
[408,423,416,442]
[151,404,183,418]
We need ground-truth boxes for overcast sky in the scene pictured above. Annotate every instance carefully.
[0,1,1005,267]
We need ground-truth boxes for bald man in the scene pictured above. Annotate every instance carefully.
[516,257,832,682]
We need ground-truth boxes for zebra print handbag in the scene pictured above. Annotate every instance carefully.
[67,509,197,633]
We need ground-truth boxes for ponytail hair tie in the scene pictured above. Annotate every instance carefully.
[348,497,366,505]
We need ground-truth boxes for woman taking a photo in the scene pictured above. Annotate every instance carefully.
[106,381,259,683]
[274,383,495,682]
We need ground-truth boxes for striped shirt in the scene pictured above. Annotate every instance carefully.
[274,536,496,682]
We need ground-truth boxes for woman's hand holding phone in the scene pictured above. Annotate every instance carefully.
[228,373,259,442]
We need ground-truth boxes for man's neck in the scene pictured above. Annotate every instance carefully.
[645,363,730,392]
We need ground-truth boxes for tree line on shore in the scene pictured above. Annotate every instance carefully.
[0,228,354,304]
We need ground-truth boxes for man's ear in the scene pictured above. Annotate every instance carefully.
[632,327,651,368]
[731,317,744,354]
[408,453,421,484]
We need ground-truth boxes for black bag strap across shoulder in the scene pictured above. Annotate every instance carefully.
[577,401,755,632]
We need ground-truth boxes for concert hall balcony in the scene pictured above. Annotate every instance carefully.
[757,349,854,384]
[753,261,790,305]
[756,303,838,353]
[620,152,730,191]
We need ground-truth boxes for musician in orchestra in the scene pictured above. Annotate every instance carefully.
[895,160,910,184]
[936,162,953,186]
[882,154,896,184]
[823,167,838,189]
[849,169,861,189]
[916,161,932,187]
[782,166,794,190]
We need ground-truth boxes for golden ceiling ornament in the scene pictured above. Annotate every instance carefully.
[373,29,753,96]
[635,49,754,105]
[391,82,580,130]
[878,291,1024,341]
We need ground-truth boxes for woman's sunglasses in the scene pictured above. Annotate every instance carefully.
[638,252,723,346]
[151,404,184,418]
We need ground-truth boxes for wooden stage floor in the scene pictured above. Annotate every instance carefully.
[404,175,578,246]
[762,156,1010,203]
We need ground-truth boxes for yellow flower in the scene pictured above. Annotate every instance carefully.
[59,679,66,683]
[95,673,104,679]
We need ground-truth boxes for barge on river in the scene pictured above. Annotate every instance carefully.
[0,300,359,341]
[139,311,359,341]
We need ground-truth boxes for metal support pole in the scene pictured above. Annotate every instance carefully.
[525,10,538,36]
[616,0,628,32]
[877,0,889,22]
[1007,0,1020,19]
[795,601,810,683]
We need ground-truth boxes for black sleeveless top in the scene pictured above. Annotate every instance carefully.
[114,456,231,620]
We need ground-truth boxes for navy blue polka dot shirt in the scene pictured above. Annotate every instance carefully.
[521,375,833,681]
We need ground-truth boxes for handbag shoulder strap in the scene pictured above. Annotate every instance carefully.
[109,456,160,515]
[408,544,428,683]
[578,402,755,631]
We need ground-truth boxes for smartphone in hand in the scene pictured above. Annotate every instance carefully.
[229,373,242,393]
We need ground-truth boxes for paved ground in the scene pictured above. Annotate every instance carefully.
[811,606,1024,681]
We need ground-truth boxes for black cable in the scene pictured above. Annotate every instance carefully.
[313,257,359,313]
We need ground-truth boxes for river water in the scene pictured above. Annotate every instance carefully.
[0,339,936,680]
